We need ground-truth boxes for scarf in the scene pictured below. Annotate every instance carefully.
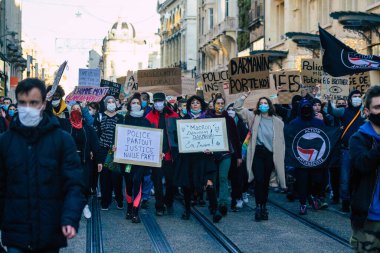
[53,100,67,117]
[130,110,144,118]
[70,110,83,129]
[190,111,206,119]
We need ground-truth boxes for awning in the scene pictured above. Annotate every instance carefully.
[250,50,288,60]
[285,32,320,49]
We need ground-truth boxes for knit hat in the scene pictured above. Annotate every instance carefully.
[153,92,166,101]
[104,96,116,106]
[312,98,322,105]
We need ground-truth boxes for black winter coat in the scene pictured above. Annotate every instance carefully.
[349,131,380,229]
[0,114,86,251]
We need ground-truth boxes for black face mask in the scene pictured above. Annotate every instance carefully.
[301,106,313,120]
[336,105,346,108]
[369,113,380,127]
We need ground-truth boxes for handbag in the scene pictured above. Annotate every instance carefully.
[104,150,121,173]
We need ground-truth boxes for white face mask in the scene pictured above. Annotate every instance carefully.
[131,104,142,112]
[228,110,236,118]
[18,106,43,127]
[107,103,116,112]
[51,99,60,108]
[351,97,362,107]
[154,101,165,112]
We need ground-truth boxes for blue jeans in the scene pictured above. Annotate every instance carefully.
[340,149,351,201]
[142,174,153,201]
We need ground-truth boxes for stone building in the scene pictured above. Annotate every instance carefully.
[0,0,26,97]
[261,0,380,83]
[157,0,197,76]
[101,18,159,81]
[197,0,239,72]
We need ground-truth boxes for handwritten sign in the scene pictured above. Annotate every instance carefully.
[321,74,350,100]
[177,118,229,153]
[137,68,182,87]
[181,77,196,95]
[271,71,301,104]
[66,86,109,102]
[78,68,101,87]
[100,79,122,98]
[200,71,229,101]
[300,58,322,89]
[229,54,270,94]
[114,125,163,168]
[47,61,67,99]
[349,72,371,93]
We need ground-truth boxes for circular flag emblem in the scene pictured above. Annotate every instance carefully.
[292,128,331,167]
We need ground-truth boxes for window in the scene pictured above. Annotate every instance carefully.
[276,2,285,41]
[226,0,229,17]
[209,8,214,29]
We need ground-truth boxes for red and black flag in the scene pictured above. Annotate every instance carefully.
[319,26,380,77]
[284,125,340,169]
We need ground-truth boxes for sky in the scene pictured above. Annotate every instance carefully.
[22,0,160,92]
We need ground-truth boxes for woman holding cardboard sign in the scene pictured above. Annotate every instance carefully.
[234,92,286,221]
[174,95,222,223]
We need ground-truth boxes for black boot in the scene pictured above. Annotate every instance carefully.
[255,206,262,221]
[261,204,268,220]
[125,203,133,220]
[212,209,222,223]
[181,209,191,220]
[131,207,141,223]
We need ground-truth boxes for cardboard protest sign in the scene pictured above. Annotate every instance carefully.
[78,68,101,87]
[349,72,371,93]
[201,70,229,101]
[100,79,122,98]
[66,86,109,102]
[320,73,350,100]
[137,68,181,87]
[228,54,270,94]
[47,61,67,99]
[177,118,229,153]
[270,71,301,104]
[114,125,163,168]
[181,77,196,95]
[301,59,323,85]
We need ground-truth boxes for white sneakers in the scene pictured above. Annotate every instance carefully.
[242,192,249,204]
[83,205,92,219]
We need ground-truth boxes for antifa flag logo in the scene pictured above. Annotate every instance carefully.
[292,128,331,167]
[341,51,380,70]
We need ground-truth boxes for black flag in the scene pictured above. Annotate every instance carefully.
[319,26,380,77]
[285,125,340,169]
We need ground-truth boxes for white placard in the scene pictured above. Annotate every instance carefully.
[114,125,163,168]
[79,68,101,87]
[177,118,229,153]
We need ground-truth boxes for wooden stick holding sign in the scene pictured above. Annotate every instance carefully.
[47,61,67,100]
[114,125,163,168]
[177,118,229,153]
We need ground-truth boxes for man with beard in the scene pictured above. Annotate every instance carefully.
[349,86,380,252]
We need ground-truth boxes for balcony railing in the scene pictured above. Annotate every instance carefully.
[248,3,264,28]
[199,17,238,47]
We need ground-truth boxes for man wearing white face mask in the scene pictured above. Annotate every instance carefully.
[146,92,179,216]
[0,78,86,252]
[328,90,365,212]
[96,96,124,211]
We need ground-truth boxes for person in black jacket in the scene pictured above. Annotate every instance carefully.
[0,78,85,253]
[117,93,153,223]
[61,103,102,220]
[349,86,380,252]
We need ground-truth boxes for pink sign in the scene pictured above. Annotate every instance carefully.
[66,86,109,102]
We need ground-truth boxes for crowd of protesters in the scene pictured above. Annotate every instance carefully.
[1,77,380,252]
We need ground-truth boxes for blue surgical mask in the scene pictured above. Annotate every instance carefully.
[3,105,9,111]
[259,104,270,113]
[351,97,362,108]
[182,108,187,115]
[142,101,148,109]
[191,109,202,115]
[8,110,15,117]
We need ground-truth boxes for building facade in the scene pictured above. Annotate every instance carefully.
[157,0,197,76]
[101,18,159,82]
[263,0,380,81]
[197,0,239,73]
[248,0,264,52]
[0,0,25,97]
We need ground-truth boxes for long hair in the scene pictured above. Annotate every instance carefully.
[254,97,276,116]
